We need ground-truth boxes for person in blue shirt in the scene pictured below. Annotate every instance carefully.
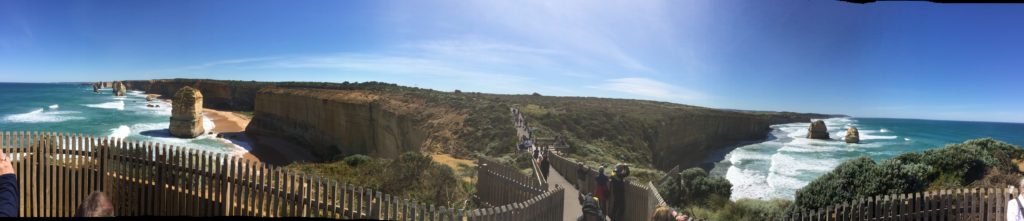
[0,148,18,217]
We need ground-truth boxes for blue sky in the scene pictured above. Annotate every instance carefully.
[1,0,1023,123]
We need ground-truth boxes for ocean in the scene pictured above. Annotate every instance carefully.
[717,117,1024,201]
[0,83,247,155]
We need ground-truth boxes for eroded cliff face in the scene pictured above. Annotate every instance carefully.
[246,88,432,160]
[650,112,822,170]
[124,79,263,111]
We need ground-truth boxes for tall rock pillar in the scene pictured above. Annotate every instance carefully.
[112,81,126,96]
[170,86,205,138]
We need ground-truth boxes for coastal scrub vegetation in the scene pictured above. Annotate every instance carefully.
[657,167,791,221]
[287,152,475,209]
[656,138,1024,221]
[794,138,1024,210]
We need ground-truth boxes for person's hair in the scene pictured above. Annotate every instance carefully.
[651,206,675,221]
[76,191,115,217]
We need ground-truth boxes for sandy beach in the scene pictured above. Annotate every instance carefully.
[201,108,265,162]
[203,106,317,165]
[203,108,250,133]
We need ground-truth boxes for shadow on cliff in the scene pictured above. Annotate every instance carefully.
[227,131,318,166]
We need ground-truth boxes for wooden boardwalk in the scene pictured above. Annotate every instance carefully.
[543,167,582,221]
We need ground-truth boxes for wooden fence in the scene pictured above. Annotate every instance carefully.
[782,187,1016,221]
[475,158,547,207]
[0,131,565,219]
[546,153,667,221]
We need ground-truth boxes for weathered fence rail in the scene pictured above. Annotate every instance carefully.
[0,131,564,219]
[781,187,1016,221]
[547,153,667,221]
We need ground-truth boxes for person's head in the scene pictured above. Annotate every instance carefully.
[614,163,630,178]
[1018,177,1024,196]
[651,206,673,221]
[599,166,605,175]
[580,193,604,221]
[76,191,115,217]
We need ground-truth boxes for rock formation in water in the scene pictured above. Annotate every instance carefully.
[112,81,126,96]
[844,127,860,143]
[146,94,159,101]
[807,120,829,139]
[169,86,205,138]
[92,83,101,93]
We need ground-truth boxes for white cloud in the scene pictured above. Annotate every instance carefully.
[594,77,705,101]
[384,0,696,75]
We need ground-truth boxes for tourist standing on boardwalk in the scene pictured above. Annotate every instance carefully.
[540,153,551,179]
[0,148,17,217]
[609,164,630,221]
[576,162,589,189]
[595,166,610,215]
[1008,178,1024,221]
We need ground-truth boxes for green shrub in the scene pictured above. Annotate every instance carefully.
[342,154,371,167]
[658,167,732,209]
[794,138,1024,210]
[288,151,471,209]
[686,199,792,221]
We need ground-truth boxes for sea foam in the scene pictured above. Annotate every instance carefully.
[109,125,131,139]
[84,101,125,110]
[2,108,84,123]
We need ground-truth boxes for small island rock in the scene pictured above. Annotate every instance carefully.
[806,120,829,139]
[844,127,860,143]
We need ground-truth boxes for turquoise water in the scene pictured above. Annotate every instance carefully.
[720,117,1024,200]
[0,83,246,155]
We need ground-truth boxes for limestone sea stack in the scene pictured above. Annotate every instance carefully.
[92,83,101,93]
[169,86,205,138]
[112,81,126,96]
[844,127,860,143]
[806,120,829,139]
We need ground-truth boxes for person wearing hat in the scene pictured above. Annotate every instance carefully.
[609,163,630,221]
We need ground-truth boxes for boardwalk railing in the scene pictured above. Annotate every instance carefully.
[473,158,562,220]
[547,153,667,221]
[475,158,547,207]
[783,187,1015,221]
[510,107,547,187]
[0,131,565,219]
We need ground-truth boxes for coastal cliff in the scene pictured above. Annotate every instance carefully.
[507,96,839,171]
[122,79,839,171]
[246,88,429,159]
[124,79,263,111]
